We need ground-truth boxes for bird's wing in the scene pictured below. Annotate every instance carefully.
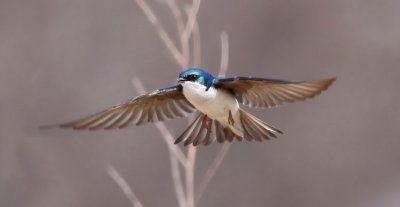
[59,85,196,130]
[215,76,335,108]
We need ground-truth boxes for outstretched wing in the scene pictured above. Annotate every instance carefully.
[59,85,196,130]
[215,76,335,108]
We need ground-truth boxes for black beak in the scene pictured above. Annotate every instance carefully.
[177,77,186,83]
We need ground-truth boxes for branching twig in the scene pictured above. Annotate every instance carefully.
[183,6,201,67]
[135,0,187,68]
[218,32,229,77]
[165,0,189,66]
[195,143,231,204]
[165,0,185,35]
[182,0,201,44]
[107,166,144,207]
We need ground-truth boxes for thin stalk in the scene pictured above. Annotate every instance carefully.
[107,166,144,207]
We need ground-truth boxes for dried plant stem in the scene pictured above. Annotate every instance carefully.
[155,121,187,207]
[183,6,201,67]
[182,0,201,44]
[170,154,187,207]
[154,122,187,165]
[165,0,190,66]
[107,166,144,207]
[195,143,231,204]
[135,0,187,68]
[165,0,185,34]
[218,32,230,77]
[185,146,197,207]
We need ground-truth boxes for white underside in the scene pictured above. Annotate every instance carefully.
[181,81,244,136]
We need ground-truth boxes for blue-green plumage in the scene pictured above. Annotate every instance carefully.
[179,68,216,91]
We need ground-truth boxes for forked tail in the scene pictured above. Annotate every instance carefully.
[174,109,283,146]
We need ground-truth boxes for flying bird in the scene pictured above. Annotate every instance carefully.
[55,68,335,146]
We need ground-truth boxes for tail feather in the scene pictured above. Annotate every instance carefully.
[183,119,203,146]
[239,109,282,141]
[192,123,207,146]
[202,124,214,146]
[215,122,226,143]
[174,113,215,146]
[174,113,203,144]
[174,109,283,146]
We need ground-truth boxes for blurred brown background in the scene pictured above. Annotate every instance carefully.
[1,0,400,206]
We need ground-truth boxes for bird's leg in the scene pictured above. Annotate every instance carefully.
[228,110,235,125]
[202,115,211,130]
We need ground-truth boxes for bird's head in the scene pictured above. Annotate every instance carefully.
[178,68,215,90]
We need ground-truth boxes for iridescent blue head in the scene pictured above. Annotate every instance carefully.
[178,68,216,91]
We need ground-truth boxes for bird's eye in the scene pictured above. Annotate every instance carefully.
[186,74,199,81]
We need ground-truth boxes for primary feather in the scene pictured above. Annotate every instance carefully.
[215,76,336,108]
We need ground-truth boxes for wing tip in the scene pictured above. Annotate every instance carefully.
[321,77,337,89]
[39,121,79,130]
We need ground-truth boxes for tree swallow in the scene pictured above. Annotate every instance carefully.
[56,68,335,146]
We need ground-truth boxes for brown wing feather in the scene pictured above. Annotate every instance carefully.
[59,85,196,130]
[216,77,336,108]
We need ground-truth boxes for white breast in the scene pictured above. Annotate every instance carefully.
[181,82,239,119]
[181,81,244,137]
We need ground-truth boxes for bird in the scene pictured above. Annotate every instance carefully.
[54,68,335,146]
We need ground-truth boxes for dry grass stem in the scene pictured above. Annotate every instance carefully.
[183,6,201,67]
[154,122,187,165]
[165,0,190,66]
[182,0,201,44]
[218,32,229,77]
[192,20,201,67]
[195,143,231,204]
[135,0,187,68]
[185,146,197,207]
[107,166,144,207]
[165,0,185,34]
[153,123,188,207]
[170,155,187,207]
[131,76,146,95]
